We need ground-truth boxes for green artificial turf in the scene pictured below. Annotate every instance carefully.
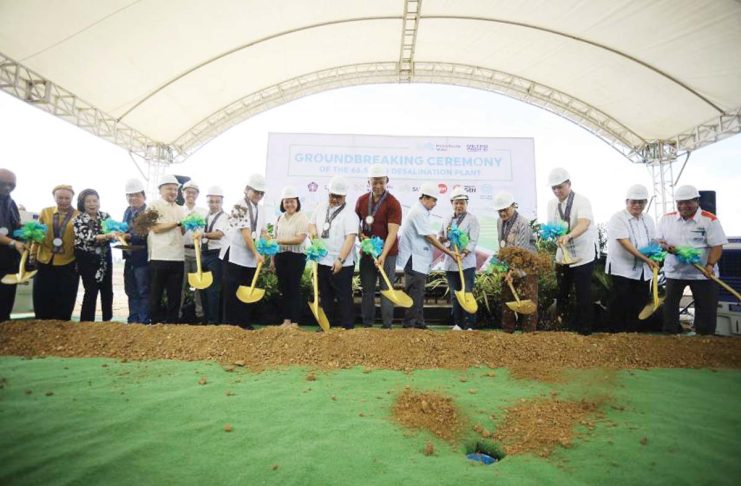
[0,357,739,485]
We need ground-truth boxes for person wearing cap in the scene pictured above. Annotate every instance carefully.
[494,191,539,333]
[148,174,186,324]
[0,169,24,322]
[73,189,117,322]
[657,185,728,335]
[179,180,208,322]
[308,176,359,330]
[31,184,80,320]
[273,185,309,328]
[605,184,658,332]
[200,185,229,324]
[398,182,456,329]
[121,178,150,324]
[546,168,598,335]
[439,187,480,330]
[354,164,403,329]
[220,174,268,329]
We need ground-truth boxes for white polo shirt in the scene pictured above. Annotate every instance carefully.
[440,211,480,271]
[547,192,598,267]
[311,201,359,267]
[657,208,728,280]
[220,199,266,268]
[182,205,208,254]
[606,209,656,281]
[203,210,229,252]
[398,201,439,275]
[148,199,186,262]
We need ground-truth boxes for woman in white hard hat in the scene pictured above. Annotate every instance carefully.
[273,185,309,328]
[657,184,728,335]
[179,180,208,322]
[605,184,658,332]
[200,185,229,324]
[439,187,480,330]
[31,184,80,320]
[494,191,539,332]
[398,182,456,329]
[121,178,150,324]
[220,173,268,329]
[308,176,359,329]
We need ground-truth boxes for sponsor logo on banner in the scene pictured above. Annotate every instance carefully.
[438,183,448,194]
[481,184,494,195]
[308,182,318,192]
[466,144,489,152]
[464,185,477,193]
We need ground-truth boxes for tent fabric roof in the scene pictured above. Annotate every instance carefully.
[1,0,739,162]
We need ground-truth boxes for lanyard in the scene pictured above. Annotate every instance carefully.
[500,211,518,247]
[52,210,73,253]
[364,191,388,232]
[449,212,467,229]
[245,200,258,233]
[321,203,346,238]
[557,192,575,230]
[207,211,223,233]
[627,214,650,270]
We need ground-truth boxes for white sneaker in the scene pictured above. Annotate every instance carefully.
[452,325,463,331]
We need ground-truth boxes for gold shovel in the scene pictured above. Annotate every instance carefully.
[692,264,741,301]
[639,266,664,320]
[236,260,265,303]
[1,249,37,285]
[375,258,413,308]
[308,261,330,331]
[558,242,581,265]
[454,251,478,314]
[505,279,537,315]
[187,237,213,290]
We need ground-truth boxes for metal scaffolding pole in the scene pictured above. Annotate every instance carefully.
[640,141,679,222]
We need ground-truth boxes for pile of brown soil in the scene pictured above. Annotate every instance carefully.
[392,388,466,443]
[1,321,740,375]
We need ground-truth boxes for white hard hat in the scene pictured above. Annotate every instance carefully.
[182,180,199,192]
[327,176,349,196]
[280,185,299,199]
[206,185,224,197]
[419,182,440,199]
[125,178,145,194]
[674,184,700,201]
[493,191,515,211]
[449,187,468,201]
[368,164,387,178]
[626,184,649,200]
[158,174,180,187]
[245,174,266,192]
[548,167,571,187]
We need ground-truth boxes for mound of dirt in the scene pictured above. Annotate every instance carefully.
[392,388,466,443]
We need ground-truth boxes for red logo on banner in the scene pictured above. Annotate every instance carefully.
[308,182,318,192]
[438,183,448,194]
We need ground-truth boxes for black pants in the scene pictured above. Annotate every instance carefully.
[222,258,257,327]
[201,251,223,324]
[33,261,79,321]
[149,260,184,324]
[275,252,306,324]
[663,278,718,335]
[607,274,650,333]
[76,250,113,322]
[556,261,594,334]
[402,258,427,328]
[317,264,355,329]
[0,249,20,322]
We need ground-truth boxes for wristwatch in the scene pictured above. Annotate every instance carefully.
[337,256,345,264]
[7,239,16,247]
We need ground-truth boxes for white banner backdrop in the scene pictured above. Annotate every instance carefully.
[263,132,536,253]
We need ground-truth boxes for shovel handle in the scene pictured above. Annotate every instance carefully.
[651,266,660,306]
[693,264,741,301]
[313,261,320,303]
[194,237,204,275]
[17,249,29,279]
[375,258,395,291]
[507,279,522,304]
[454,250,466,293]
[248,261,263,291]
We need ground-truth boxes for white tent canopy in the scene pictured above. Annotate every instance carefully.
[1,0,740,166]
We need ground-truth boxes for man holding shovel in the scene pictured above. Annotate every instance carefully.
[179,180,208,322]
[355,164,402,329]
[0,168,24,322]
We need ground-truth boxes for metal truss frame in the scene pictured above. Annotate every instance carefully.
[398,0,421,82]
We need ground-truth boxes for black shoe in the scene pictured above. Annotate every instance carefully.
[363,324,373,328]
[239,324,255,331]
[414,324,428,330]
[402,323,414,329]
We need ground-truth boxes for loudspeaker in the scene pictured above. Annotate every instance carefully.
[699,190,716,215]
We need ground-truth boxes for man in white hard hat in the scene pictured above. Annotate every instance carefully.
[308,176,359,329]
[354,164,403,329]
[605,184,658,332]
[179,180,208,322]
[657,184,728,335]
[121,178,150,324]
[546,168,598,335]
[220,173,268,329]
[148,174,186,323]
[200,185,229,324]
[398,182,456,329]
[0,168,24,322]
[494,191,538,332]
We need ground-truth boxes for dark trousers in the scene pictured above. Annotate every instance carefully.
[149,260,184,324]
[0,249,20,321]
[556,261,594,334]
[201,251,223,324]
[222,259,256,327]
[359,254,397,327]
[33,261,79,321]
[317,264,355,329]
[76,250,113,322]
[445,268,477,328]
[663,278,718,335]
[502,275,539,332]
[608,274,649,333]
[124,260,150,324]
[275,252,306,324]
[402,258,427,328]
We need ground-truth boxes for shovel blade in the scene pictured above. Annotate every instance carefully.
[309,301,330,331]
[638,297,664,321]
[188,271,213,290]
[381,289,413,308]
[505,299,537,315]
[1,274,19,285]
[238,287,265,304]
[455,290,478,314]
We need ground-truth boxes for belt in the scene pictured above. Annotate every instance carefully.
[185,244,195,249]
[202,249,220,255]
